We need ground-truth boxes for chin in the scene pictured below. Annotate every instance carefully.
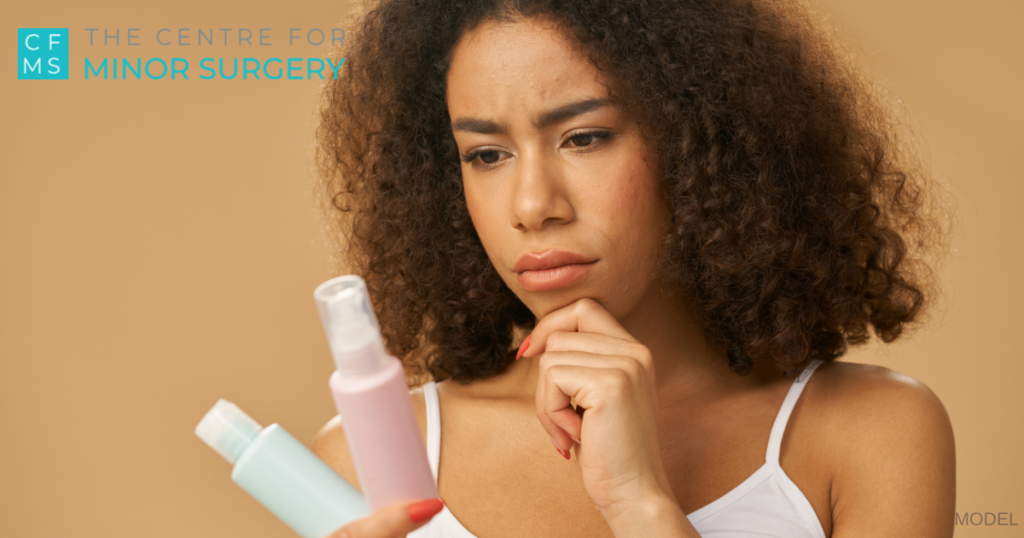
[519,288,608,318]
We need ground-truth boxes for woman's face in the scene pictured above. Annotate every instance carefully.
[446,16,673,321]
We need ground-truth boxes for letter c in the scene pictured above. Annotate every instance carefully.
[25,33,39,51]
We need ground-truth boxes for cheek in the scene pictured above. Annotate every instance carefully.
[598,164,667,272]
[606,167,662,239]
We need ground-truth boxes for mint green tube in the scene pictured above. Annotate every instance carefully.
[196,399,370,538]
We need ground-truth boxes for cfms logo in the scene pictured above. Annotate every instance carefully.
[18,28,69,80]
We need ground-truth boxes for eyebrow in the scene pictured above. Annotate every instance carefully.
[451,98,612,135]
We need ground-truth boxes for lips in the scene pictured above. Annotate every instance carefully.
[514,249,598,292]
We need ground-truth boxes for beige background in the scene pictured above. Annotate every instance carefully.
[1,0,1020,536]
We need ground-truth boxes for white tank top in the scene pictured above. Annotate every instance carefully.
[408,359,826,538]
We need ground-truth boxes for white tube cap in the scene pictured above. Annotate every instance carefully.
[195,399,262,464]
[313,275,390,377]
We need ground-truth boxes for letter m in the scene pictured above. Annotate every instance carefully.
[955,512,970,525]
[85,58,108,79]
[22,57,41,74]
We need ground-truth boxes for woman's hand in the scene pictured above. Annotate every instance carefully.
[324,498,444,538]
[520,298,695,535]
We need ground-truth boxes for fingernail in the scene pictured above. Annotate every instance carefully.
[516,334,532,360]
[549,436,570,460]
[408,498,444,522]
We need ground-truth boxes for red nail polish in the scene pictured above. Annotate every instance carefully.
[408,498,445,522]
[549,437,570,459]
[516,334,532,360]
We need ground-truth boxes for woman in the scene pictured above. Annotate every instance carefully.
[311,0,956,536]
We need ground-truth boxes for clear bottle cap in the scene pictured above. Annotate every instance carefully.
[195,399,262,464]
[313,275,390,377]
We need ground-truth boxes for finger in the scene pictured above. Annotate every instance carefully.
[572,403,585,457]
[327,498,444,538]
[542,331,653,371]
[532,328,655,456]
[522,298,636,359]
[536,354,629,451]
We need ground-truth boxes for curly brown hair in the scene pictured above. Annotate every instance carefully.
[313,0,953,385]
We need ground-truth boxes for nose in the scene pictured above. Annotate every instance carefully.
[510,151,575,232]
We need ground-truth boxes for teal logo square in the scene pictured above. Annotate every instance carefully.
[18,28,69,80]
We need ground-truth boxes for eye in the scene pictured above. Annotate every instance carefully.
[459,130,613,170]
[566,130,611,151]
[461,148,508,169]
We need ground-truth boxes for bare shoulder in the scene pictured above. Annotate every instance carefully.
[807,360,956,537]
[310,385,430,493]
[809,360,954,441]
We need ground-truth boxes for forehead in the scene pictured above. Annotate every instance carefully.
[446,17,609,119]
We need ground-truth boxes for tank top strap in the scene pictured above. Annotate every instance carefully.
[421,380,441,483]
[765,359,823,465]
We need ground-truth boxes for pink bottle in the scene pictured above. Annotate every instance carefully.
[313,275,439,511]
